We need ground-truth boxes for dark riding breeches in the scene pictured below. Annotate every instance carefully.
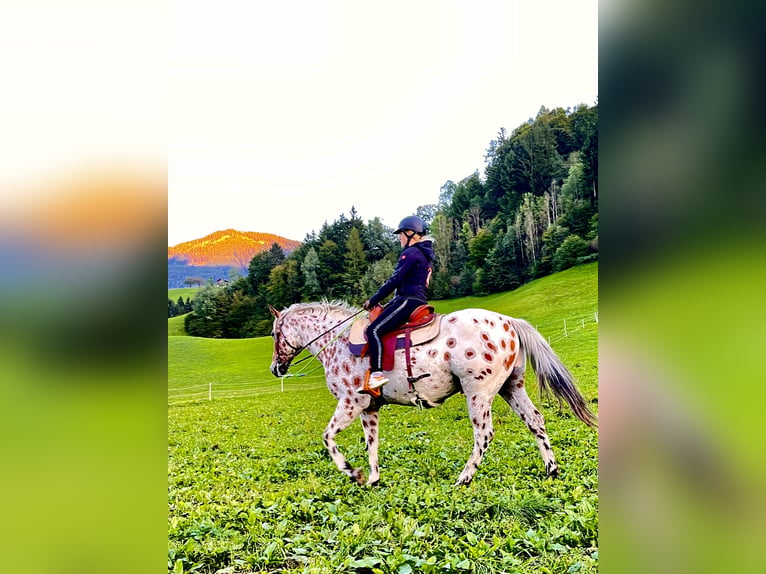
[365,298,423,372]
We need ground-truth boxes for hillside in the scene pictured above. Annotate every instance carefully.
[168,229,301,288]
[168,229,301,267]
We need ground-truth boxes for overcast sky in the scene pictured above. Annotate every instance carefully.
[169,0,598,245]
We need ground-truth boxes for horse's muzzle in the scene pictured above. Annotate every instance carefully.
[271,361,289,377]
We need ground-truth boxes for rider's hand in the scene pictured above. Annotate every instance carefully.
[362,299,372,311]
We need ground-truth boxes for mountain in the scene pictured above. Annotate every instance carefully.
[167,229,301,288]
[168,229,301,267]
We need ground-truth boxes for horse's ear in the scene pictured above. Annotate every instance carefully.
[268,304,280,318]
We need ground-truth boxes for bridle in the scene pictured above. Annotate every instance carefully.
[273,308,365,368]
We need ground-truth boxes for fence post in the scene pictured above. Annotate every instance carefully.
[594,312,599,323]
[281,376,285,392]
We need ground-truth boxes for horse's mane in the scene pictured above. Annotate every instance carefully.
[283,299,361,319]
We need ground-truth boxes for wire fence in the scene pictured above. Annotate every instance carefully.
[168,310,598,407]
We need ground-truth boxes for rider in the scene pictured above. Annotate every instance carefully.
[361,215,434,390]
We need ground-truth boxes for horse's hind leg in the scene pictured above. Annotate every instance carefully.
[323,397,367,484]
[360,409,380,485]
[456,393,496,486]
[499,366,559,477]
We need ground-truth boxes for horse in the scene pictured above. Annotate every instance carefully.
[269,301,596,486]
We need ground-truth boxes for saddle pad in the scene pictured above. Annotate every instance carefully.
[349,315,442,357]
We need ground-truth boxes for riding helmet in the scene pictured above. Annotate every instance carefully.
[394,215,427,235]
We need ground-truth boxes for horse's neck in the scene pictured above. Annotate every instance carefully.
[295,307,352,346]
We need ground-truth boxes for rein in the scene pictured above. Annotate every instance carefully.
[283,308,365,367]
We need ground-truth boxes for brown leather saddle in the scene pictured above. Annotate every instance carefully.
[349,304,441,384]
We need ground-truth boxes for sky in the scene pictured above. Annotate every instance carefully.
[169,0,599,245]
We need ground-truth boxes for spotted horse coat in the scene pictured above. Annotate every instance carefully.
[270,301,596,486]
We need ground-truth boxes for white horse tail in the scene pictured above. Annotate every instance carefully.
[510,318,597,428]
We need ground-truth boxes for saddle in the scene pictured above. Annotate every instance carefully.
[349,304,441,383]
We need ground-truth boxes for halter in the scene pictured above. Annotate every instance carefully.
[275,308,365,368]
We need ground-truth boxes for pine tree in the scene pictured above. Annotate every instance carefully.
[300,247,322,301]
[343,227,367,302]
[480,232,522,293]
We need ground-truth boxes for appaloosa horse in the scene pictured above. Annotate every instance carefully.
[269,301,596,486]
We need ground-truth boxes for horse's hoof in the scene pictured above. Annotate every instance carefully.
[546,463,559,478]
[349,468,366,485]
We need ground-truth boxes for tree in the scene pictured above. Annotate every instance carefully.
[447,174,475,220]
[536,224,570,278]
[484,135,525,215]
[514,193,539,267]
[570,103,598,200]
[184,277,204,287]
[415,204,437,228]
[317,239,343,297]
[185,284,226,338]
[267,260,300,310]
[469,229,495,268]
[248,244,285,292]
[547,106,577,158]
[467,199,483,234]
[343,227,367,301]
[480,231,522,293]
[362,217,396,262]
[438,180,456,210]
[553,235,590,271]
[519,111,567,195]
[430,213,454,272]
[300,247,322,301]
[484,127,508,164]
[456,172,485,231]
[167,298,178,318]
[361,258,394,304]
[560,152,588,210]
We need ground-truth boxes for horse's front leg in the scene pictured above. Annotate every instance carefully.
[323,395,367,484]
[360,409,380,485]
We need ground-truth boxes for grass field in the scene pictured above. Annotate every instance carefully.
[169,263,598,573]
[169,287,201,301]
[168,314,189,336]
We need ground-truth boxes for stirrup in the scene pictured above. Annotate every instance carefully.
[358,371,382,397]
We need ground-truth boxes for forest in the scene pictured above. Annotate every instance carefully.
[184,103,598,338]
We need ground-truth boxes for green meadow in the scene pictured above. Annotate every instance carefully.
[169,263,598,573]
[169,287,201,301]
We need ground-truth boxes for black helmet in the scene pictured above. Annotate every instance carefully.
[394,215,427,235]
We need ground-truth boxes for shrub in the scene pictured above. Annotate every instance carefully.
[553,235,590,271]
